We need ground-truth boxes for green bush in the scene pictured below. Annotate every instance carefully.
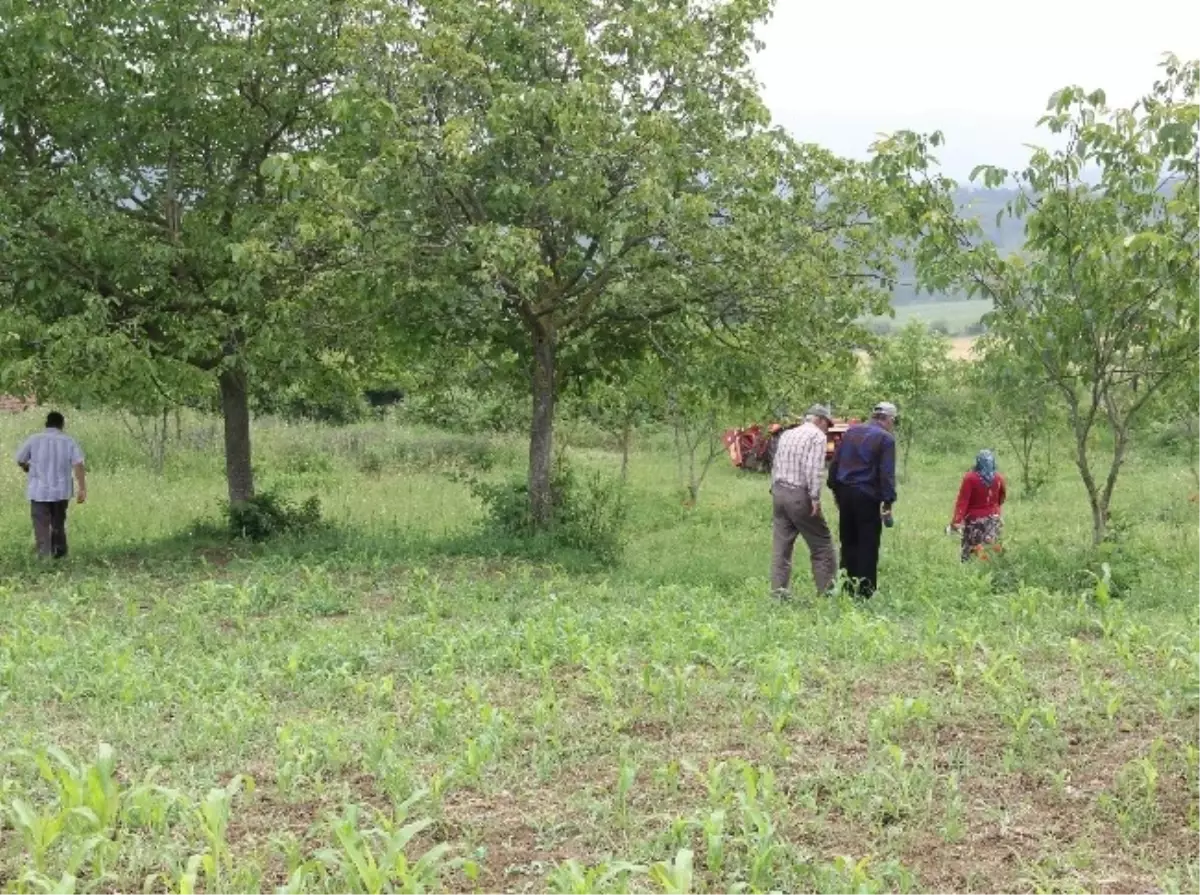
[226,490,323,541]
[986,515,1145,598]
[465,455,627,562]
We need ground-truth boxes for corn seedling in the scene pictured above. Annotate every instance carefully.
[547,859,643,895]
[649,848,693,895]
[316,803,452,894]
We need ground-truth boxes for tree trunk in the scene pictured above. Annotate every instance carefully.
[619,420,632,483]
[1180,417,1200,487]
[1094,426,1131,546]
[1072,430,1107,547]
[529,325,556,528]
[1019,426,1035,494]
[220,368,255,504]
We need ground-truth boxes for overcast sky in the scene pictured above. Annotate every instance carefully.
[754,0,1200,180]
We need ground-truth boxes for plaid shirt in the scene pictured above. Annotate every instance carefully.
[15,429,85,502]
[771,421,826,496]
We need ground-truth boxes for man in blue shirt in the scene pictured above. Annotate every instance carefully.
[827,401,897,598]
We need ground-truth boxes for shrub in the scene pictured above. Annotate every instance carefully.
[226,490,323,541]
[986,515,1144,598]
[464,455,627,563]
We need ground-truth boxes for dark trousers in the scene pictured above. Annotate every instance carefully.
[833,486,881,597]
[31,500,69,558]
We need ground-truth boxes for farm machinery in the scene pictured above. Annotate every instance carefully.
[722,416,857,473]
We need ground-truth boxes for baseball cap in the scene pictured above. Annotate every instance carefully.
[806,404,833,422]
[872,401,898,419]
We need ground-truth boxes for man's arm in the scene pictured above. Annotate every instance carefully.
[826,439,841,491]
[801,431,824,512]
[73,461,87,503]
[878,433,897,508]
[71,441,87,503]
[15,439,31,472]
[951,473,971,527]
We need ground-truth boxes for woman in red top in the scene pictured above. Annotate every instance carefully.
[950,449,1006,561]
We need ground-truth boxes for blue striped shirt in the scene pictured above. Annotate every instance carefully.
[15,429,85,502]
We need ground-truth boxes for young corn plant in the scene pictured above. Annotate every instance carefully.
[867,695,933,746]
[613,755,639,832]
[179,775,253,894]
[701,809,727,877]
[13,869,81,895]
[316,803,452,894]
[5,745,129,884]
[547,859,643,895]
[649,848,693,895]
[803,854,916,895]
[1098,754,1163,842]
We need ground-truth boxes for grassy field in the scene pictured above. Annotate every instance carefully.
[0,410,1197,894]
[868,300,992,336]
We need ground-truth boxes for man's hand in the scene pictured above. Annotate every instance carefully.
[18,462,29,473]
[811,499,822,517]
[76,488,87,505]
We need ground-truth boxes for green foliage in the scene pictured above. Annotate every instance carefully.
[972,338,1061,495]
[0,0,388,503]
[226,491,323,542]
[984,513,1148,599]
[874,55,1200,543]
[330,0,908,525]
[464,455,627,563]
[868,321,959,470]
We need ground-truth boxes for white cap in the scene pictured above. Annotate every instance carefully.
[872,401,898,419]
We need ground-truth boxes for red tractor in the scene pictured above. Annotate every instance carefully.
[722,417,858,473]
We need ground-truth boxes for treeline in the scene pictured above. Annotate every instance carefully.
[0,1,1193,546]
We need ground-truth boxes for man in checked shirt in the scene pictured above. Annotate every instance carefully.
[770,404,837,597]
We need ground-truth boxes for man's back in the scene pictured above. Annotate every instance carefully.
[829,421,896,503]
[17,429,84,502]
[772,422,825,491]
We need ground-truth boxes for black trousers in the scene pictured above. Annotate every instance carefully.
[31,500,69,558]
[833,486,882,597]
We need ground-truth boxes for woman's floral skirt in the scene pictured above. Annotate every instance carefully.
[961,515,1003,562]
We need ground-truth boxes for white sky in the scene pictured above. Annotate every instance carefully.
[754,0,1200,179]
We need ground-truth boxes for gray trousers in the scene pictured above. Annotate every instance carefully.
[771,482,836,594]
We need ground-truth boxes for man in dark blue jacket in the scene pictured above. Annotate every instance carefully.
[827,401,897,598]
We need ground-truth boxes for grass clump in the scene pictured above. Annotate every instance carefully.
[465,454,628,563]
[226,490,323,541]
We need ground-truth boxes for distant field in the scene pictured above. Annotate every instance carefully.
[867,299,992,335]
[949,335,977,359]
[854,335,978,368]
